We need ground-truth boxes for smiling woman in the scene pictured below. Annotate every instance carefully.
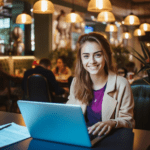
[66,32,135,137]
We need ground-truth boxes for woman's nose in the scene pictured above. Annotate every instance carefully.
[89,56,96,64]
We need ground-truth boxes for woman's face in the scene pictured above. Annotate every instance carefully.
[81,41,106,75]
[57,59,64,68]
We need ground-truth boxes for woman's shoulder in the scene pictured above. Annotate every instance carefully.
[116,75,129,85]
[108,71,130,88]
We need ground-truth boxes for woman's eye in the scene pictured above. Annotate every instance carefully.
[83,55,89,58]
[95,53,101,57]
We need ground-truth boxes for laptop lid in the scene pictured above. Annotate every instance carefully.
[17,100,92,147]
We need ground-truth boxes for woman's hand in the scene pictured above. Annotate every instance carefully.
[88,120,117,137]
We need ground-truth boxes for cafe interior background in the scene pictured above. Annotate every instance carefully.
[0,0,150,77]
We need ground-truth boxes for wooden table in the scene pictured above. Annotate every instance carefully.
[0,111,150,150]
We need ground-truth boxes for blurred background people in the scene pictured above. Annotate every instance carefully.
[52,56,72,81]
[22,58,68,102]
[117,67,128,78]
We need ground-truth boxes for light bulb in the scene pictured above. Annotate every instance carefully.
[22,14,26,23]
[130,16,134,25]
[143,24,148,31]
[96,0,103,9]
[41,0,47,12]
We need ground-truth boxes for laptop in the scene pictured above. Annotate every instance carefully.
[17,100,106,147]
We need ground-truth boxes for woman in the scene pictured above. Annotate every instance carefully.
[52,56,72,81]
[67,32,135,137]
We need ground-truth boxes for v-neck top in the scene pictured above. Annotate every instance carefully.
[86,84,107,126]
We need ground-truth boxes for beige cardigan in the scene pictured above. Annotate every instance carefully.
[67,71,135,129]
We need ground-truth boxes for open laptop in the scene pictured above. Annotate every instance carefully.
[17,100,106,147]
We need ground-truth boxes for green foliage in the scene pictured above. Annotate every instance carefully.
[49,48,77,70]
[111,45,130,68]
[126,42,150,82]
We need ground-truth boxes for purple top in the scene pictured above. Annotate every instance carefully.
[89,84,106,115]
[86,84,106,126]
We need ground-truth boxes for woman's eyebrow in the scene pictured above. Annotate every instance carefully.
[82,50,102,55]
[94,50,103,54]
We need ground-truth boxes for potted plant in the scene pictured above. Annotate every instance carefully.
[126,42,150,84]
[111,44,130,68]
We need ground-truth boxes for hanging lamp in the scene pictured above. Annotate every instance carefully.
[134,28,145,36]
[16,13,32,24]
[105,24,118,32]
[139,23,150,32]
[33,0,54,14]
[65,10,83,23]
[97,11,115,23]
[123,32,132,39]
[124,13,140,26]
[0,0,4,7]
[87,0,112,12]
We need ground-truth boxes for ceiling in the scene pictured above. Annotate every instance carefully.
[1,0,150,23]
[57,0,150,23]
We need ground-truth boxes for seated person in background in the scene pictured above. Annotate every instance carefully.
[22,58,68,102]
[52,56,72,81]
[0,64,23,100]
[117,67,128,78]
[67,32,135,137]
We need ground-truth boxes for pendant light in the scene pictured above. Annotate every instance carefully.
[105,24,118,32]
[33,0,54,14]
[87,0,112,12]
[65,10,83,23]
[97,11,115,23]
[134,28,145,36]
[123,32,132,39]
[124,13,140,26]
[139,23,150,32]
[16,13,32,24]
[0,0,4,7]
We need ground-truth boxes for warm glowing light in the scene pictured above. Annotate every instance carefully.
[97,11,115,23]
[41,0,47,12]
[71,13,76,22]
[140,23,150,32]
[124,14,140,26]
[134,28,145,36]
[125,33,129,39]
[87,0,112,12]
[105,24,118,32]
[12,56,35,59]
[147,43,150,47]
[138,29,141,35]
[104,11,108,21]
[66,12,83,23]
[143,24,147,30]
[16,13,32,24]
[33,0,54,14]
[130,16,134,25]
[96,0,103,9]
[22,14,26,23]
[110,25,114,31]
[123,32,132,39]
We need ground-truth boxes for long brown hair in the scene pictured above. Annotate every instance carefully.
[74,32,114,104]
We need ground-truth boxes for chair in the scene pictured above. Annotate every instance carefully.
[27,74,52,102]
[131,85,150,130]
[132,77,149,85]
[0,77,18,112]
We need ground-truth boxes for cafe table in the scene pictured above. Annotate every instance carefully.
[0,111,150,150]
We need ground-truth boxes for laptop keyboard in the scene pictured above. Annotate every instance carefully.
[89,133,99,141]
